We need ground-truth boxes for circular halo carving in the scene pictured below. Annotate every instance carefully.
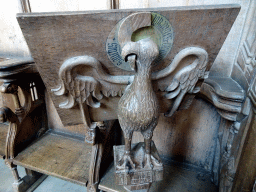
[106,12,174,71]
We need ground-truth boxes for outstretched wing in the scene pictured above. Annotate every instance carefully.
[52,56,133,109]
[152,47,209,117]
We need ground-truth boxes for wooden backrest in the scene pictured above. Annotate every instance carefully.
[17,5,240,127]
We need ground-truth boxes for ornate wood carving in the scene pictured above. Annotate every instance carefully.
[50,11,209,190]
[234,1,256,86]
[199,3,256,192]
[231,7,256,191]
[17,5,240,126]
[116,37,162,188]
[0,58,47,192]
[87,120,116,192]
[199,4,256,191]
[200,75,253,191]
[0,107,19,160]
[200,77,245,121]
[52,47,208,147]
[16,5,240,192]
[51,55,130,144]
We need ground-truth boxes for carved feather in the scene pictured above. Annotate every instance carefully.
[152,47,208,117]
[52,47,208,117]
[52,56,133,109]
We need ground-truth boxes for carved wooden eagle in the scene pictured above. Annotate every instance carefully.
[52,12,208,170]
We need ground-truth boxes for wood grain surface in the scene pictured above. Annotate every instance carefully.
[13,131,92,186]
[17,5,240,126]
[0,123,8,157]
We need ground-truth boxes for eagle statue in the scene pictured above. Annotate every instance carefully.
[52,12,208,171]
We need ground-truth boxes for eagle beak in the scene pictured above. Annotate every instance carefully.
[126,54,136,71]
[121,42,139,71]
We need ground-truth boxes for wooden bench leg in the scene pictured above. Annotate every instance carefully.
[5,161,47,192]
[87,121,116,192]
[87,143,104,192]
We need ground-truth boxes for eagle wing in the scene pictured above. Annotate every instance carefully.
[52,55,133,109]
[152,47,209,117]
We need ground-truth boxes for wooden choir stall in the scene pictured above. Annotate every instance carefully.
[0,4,256,192]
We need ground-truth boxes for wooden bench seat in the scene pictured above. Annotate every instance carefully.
[13,131,91,186]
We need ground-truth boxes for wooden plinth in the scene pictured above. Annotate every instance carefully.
[99,163,218,192]
[113,142,163,191]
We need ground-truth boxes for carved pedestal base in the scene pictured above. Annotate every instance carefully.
[114,142,163,191]
[123,183,151,192]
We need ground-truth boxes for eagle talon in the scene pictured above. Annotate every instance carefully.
[116,154,135,171]
[143,154,162,169]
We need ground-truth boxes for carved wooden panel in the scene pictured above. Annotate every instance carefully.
[17,5,240,126]
[231,2,256,89]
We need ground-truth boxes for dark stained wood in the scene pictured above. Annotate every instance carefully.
[0,123,8,157]
[0,58,49,192]
[110,10,213,189]
[199,74,255,190]
[13,131,92,186]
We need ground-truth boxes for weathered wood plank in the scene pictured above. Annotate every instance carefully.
[13,132,92,186]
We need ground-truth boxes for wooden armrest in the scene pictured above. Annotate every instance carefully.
[200,76,245,121]
[0,57,37,83]
[0,58,47,159]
